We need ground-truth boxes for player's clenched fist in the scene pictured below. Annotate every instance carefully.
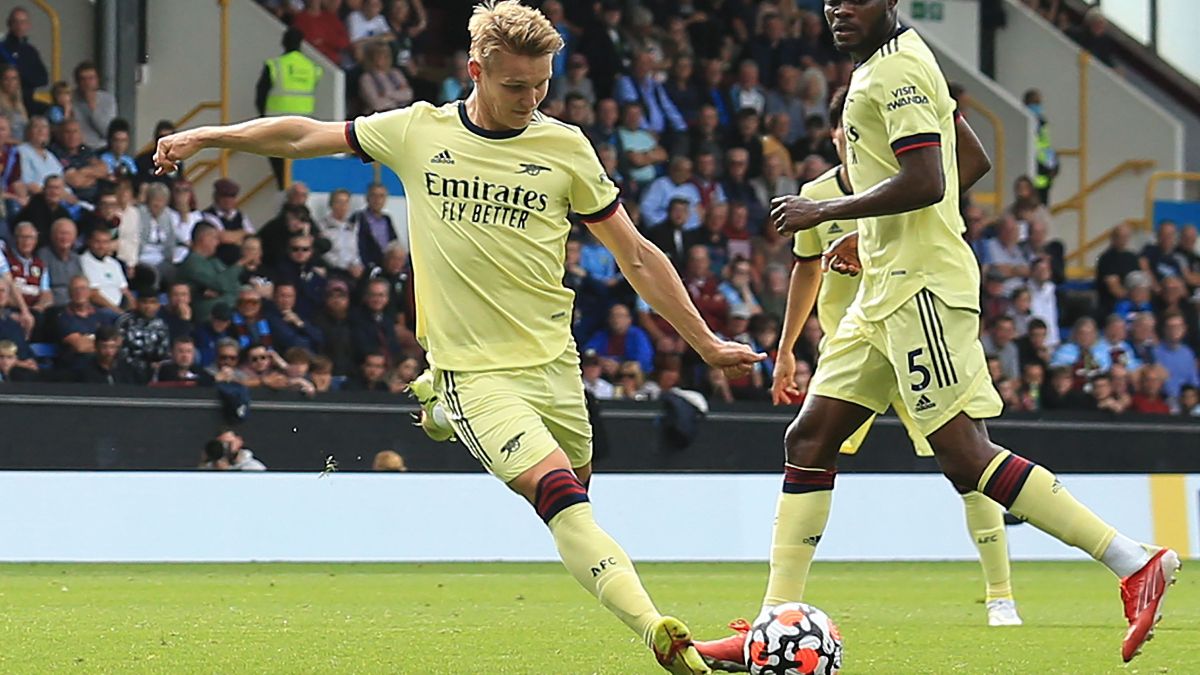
[153,129,208,175]
[700,338,766,380]
[771,195,825,234]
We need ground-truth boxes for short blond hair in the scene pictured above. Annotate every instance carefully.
[468,0,563,64]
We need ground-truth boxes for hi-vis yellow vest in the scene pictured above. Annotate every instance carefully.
[265,51,322,115]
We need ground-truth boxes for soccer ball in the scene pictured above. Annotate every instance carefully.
[744,602,843,675]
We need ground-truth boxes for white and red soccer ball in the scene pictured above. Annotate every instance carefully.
[745,602,843,675]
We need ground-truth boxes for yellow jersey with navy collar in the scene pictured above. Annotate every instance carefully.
[792,165,860,338]
[347,101,619,372]
[841,26,979,322]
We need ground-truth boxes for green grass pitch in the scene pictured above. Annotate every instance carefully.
[1,561,1195,673]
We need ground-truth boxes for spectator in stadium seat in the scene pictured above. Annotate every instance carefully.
[1176,223,1200,284]
[1140,220,1184,287]
[640,156,701,231]
[584,303,654,377]
[1023,220,1066,285]
[350,276,400,366]
[1026,256,1060,345]
[578,1,628,101]
[1007,286,1034,337]
[984,214,1032,296]
[751,154,798,210]
[646,198,692,272]
[270,232,325,321]
[259,202,317,271]
[564,237,609,343]
[313,278,355,376]
[385,354,418,394]
[0,64,29,141]
[587,98,621,152]
[160,281,193,340]
[721,149,766,230]
[0,282,35,364]
[116,288,170,383]
[662,56,700,124]
[580,348,614,400]
[45,79,70,125]
[98,118,136,179]
[308,353,336,393]
[229,285,273,350]
[689,150,727,210]
[269,281,324,354]
[133,182,177,285]
[684,202,730,274]
[0,338,36,381]
[1129,364,1171,415]
[344,351,389,392]
[35,216,79,306]
[75,324,136,384]
[365,241,413,328]
[203,334,238,380]
[615,50,687,137]
[1067,7,1119,69]
[982,315,1021,381]
[177,222,244,322]
[1041,365,1095,411]
[5,221,51,316]
[80,228,132,313]
[616,103,666,192]
[0,115,28,206]
[359,42,413,115]
[71,62,116,150]
[317,188,362,278]
[346,0,393,61]
[718,258,762,318]
[1113,270,1154,322]
[16,116,61,192]
[293,0,351,66]
[351,182,397,269]
[155,335,213,386]
[1179,385,1200,417]
[683,244,729,335]
[687,104,726,161]
[168,181,201,263]
[1152,311,1199,403]
[135,120,178,187]
[440,50,475,104]
[1099,313,1142,371]
[1,8,46,111]
[1128,311,1158,366]
[200,178,254,265]
[239,341,289,390]
[1050,316,1111,387]
[51,119,106,202]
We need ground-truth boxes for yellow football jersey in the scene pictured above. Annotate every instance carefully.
[841,27,979,322]
[348,101,619,371]
[792,166,860,338]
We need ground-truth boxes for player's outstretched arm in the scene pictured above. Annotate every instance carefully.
[586,205,765,378]
[955,114,991,194]
[153,116,351,175]
[771,259,820,405]
[771,146,945,235]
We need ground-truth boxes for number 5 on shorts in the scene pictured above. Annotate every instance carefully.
[907,348,931,392]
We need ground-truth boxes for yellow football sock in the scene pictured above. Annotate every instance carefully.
[978,450,1116,560]
[763,466,835,607]
[961,491,1013,601]
[548,502,662,647]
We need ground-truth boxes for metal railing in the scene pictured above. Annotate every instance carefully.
[30,0,60,84]
[960,98,1006,212]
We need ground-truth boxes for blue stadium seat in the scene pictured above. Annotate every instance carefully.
[29,343,58,369]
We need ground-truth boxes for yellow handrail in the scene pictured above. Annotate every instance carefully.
[1049,159,1155,215]
[185,159,219,183]
[1138,171,1200,230]
[961,98,1006,213]
[237,173,277,208]
[1077,50,1090,262]
[135,101,221,156]
[1064,218,1140,266]
[30,0,60,83]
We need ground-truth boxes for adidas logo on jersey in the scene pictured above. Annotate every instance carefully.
[430,149,455,164]
[915,394,937,412]
[828,223,843,234]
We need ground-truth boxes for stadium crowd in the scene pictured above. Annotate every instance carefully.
[0,1,1198,417]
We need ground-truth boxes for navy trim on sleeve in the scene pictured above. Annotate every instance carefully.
[794,252,822,262]
[344,120,373,164]
[891,133,941,156]
[577,197,620,224]
[834,167,852,196]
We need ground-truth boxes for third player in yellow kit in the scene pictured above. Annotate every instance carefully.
[778,86,1019,626]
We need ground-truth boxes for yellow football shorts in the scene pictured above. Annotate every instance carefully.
[433,345,593,484]
[812,289,1003,438]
